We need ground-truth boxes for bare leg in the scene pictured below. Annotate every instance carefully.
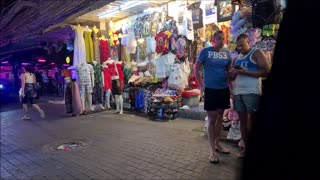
[207,111,219,158]
[215,110,230,153]
[23,104,28,115]
[238,112,248,157]
[32,104,45,119]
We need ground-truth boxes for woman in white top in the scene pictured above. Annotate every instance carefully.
[21,66,45,120]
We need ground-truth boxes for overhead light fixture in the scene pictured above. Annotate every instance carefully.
[121,1,145,11]
[143,7,161,13]
[38,59,46,63]
[1,61,8,64]
[98,9,120,19]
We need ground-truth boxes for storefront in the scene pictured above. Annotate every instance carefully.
[60,0,285,119]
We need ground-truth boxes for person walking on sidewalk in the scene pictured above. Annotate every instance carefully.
[20,66,45,120]
[229,33,271,158]
[194,30,233,164]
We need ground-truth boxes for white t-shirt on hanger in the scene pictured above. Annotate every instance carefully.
[200,0,218,24]
[183,9,194,41]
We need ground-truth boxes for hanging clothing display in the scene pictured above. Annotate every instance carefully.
[200,1,218,25]
[100,40,110,63]
[65,81,72,113]
[77,63,94,98]
[126,27,137,54]
[189,1,204,29]
[93,31,101,63]
[93,83,104,104]
[71,25,86,66]
[183,10,194,41]
[146,36,156,54]
[103,66,112,91]
[84,31,94,62]
[121,46,131,65]
[92,63,104,104]
[71,80,82,115]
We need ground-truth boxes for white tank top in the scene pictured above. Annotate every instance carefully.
[233,49,262,95]
[25,73,34,83]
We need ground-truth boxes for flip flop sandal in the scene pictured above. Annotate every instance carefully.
[237,151,246,159]
[216,148,231,154]
[209,156,220,164]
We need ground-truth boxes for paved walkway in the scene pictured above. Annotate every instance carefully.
[1,102,242,180]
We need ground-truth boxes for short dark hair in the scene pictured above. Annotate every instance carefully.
[213,30,224,37]
[236,33,249,42]
[25,65,33,73]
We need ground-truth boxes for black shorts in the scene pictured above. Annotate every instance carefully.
[22,84,36,104]
[204,88,230,111]
[22,96,35,104]
[112,79,122,95]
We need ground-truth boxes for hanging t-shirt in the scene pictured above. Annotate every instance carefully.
[189,2,204,29]
[77,63,94,85]
[146,36,156,54]
[183,10,194,41]
[103,66,112,90]
[92,63,104,84]
[143,21,151,37]
[155,32,168,54]
[200,0,218,25]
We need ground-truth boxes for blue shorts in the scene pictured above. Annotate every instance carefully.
[234,94,260,113]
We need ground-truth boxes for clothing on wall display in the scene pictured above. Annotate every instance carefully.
[176,9,194,41]
[189,1,204,29]
[100,40,110,63]
[77,63,94,97]
[65,82,72,113]
[93,83,104,104]
[84,31,94,62]
[103,66,112,90]
[146,36,156,54]
[71,25,86,66]
[93,32,101,63]
[71,80,82,115]
[126,27,137,54]
[200,0,218,25]
[92,63,104,104]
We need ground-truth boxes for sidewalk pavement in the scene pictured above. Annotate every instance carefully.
[1,102,242,180]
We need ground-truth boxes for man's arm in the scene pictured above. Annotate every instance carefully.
[238,49,271,78]
[228,57,238,81]
[193,60,204,94]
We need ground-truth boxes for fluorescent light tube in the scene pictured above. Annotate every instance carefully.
[121,1,144,11]
[98,9,120,19]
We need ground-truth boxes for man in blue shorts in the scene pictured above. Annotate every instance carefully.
[230,33,271,158]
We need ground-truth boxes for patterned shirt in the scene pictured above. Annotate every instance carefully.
[77,63,94,85]
[93,63,104,84]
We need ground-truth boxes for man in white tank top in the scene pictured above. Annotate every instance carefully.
[229,34,271,158]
